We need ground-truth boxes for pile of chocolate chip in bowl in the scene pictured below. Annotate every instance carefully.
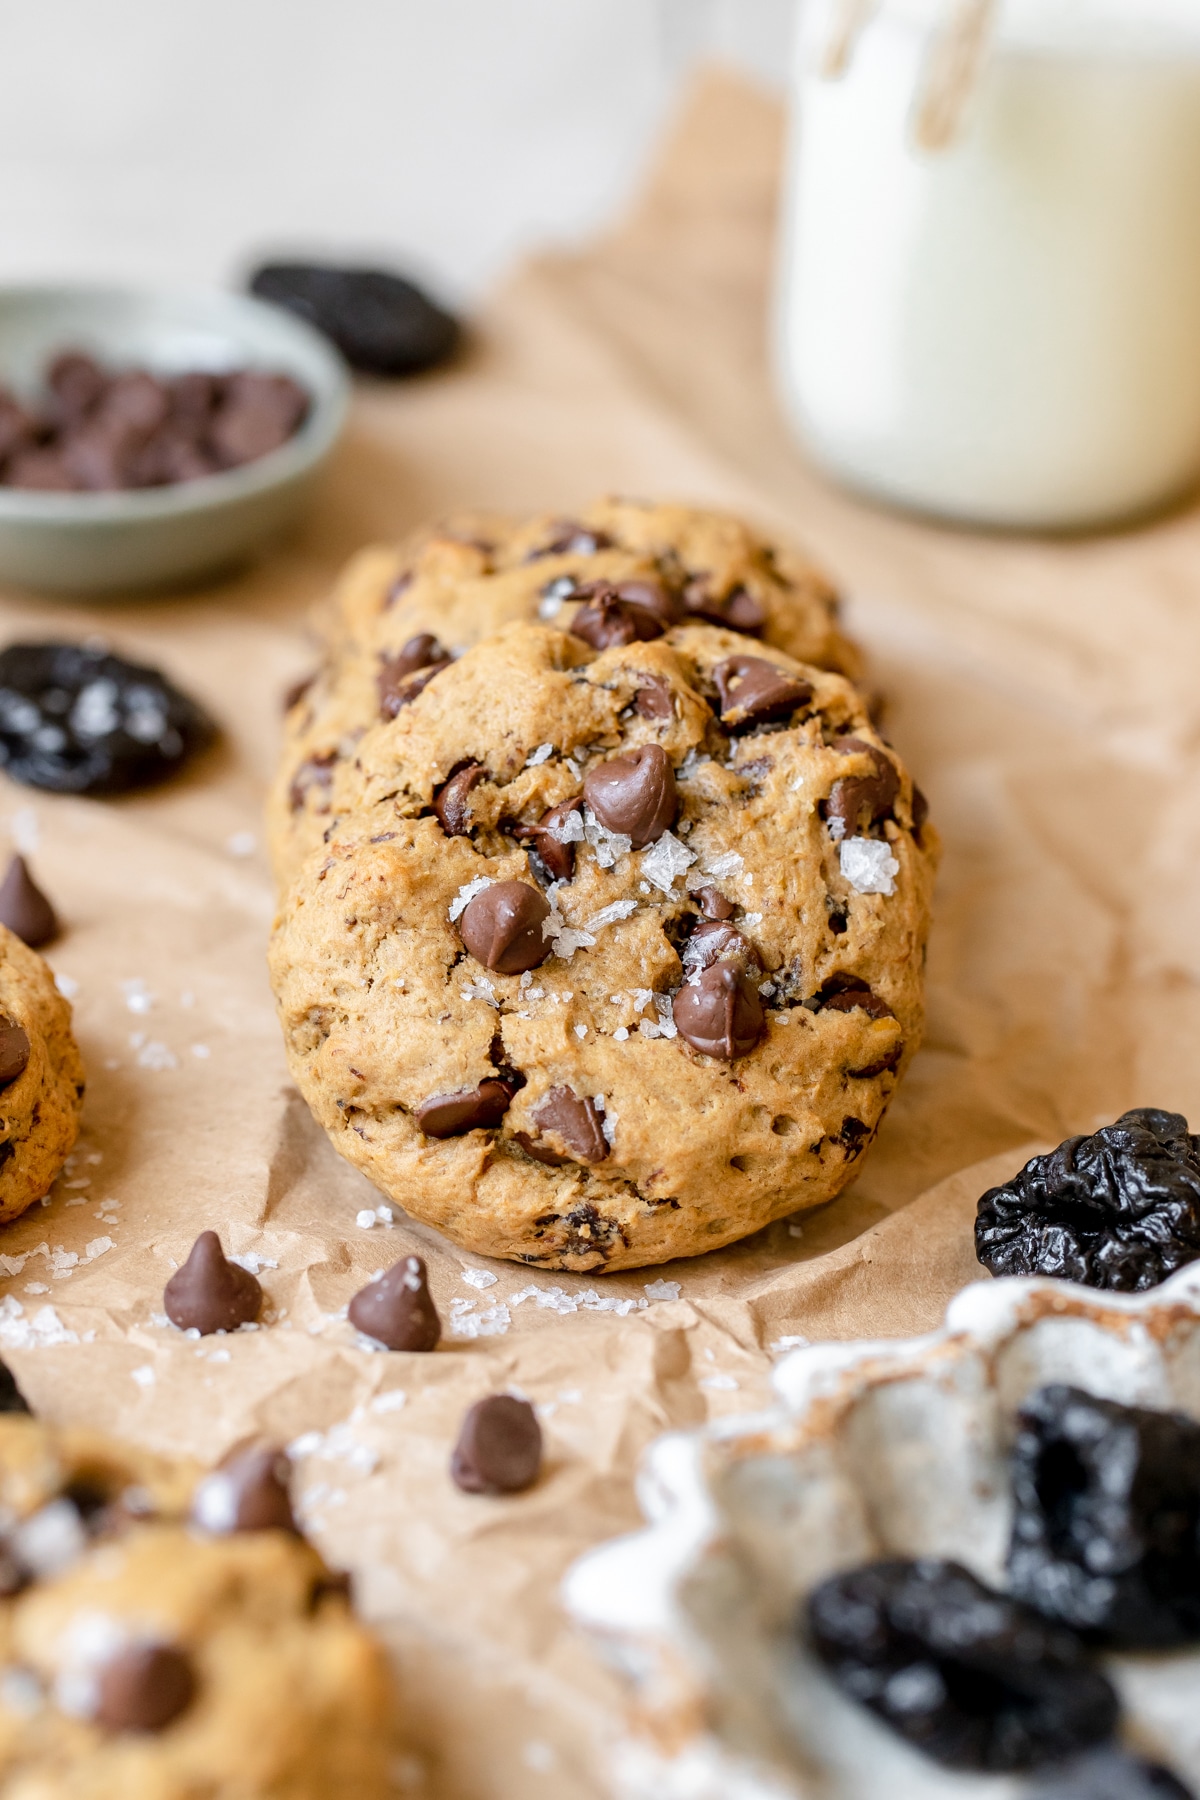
[0,350,309,492]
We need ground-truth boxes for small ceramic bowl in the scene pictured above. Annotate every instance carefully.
[0,284,349,595]
[565,1260,1200,1800]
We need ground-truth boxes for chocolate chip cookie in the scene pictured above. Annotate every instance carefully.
[0,1412,392,1797]
[269,617,936,1270]
[267,497,859,889]
[0,925,83,1224]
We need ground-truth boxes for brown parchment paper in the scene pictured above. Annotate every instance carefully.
[0,67,1197,1799]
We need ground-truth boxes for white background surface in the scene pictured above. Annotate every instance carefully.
[0,0,792,303]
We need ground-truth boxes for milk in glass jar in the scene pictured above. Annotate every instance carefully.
[776,0,1200,528]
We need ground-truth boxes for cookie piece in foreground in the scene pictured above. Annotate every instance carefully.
[0,924,83,1224]
[0,1413,393,1797]
[976,1108,1200,1289]
[0,642,215,795]
[269,619,936,1269]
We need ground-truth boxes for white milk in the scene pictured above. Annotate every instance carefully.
[776,0,1200,528]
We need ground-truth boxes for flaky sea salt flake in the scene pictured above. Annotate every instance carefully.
[585,899,638,931]
[641,831,695,894]
[448,876,493,922]
[840,836,899,896]
[644,1279,681,1303]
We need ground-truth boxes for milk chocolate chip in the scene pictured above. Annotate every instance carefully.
[674,965,765,1060]
[633,675,674,721]
[378,655,448,721]
[821,984,894,1020]
[695,885,736,921]
[511,799,580,883]
[94,1643,196,1733]
[685,920,758,975]
[825,738,900,836]
[681,579,766,635]
[162,1231,262,1335]
[0,855,59,949]
[451,1394,542,1495]
[583,744,677,848]
[348,1254,441,1352]
[191,1440,296,1535]
[714,655,811,730]
[458,880,550,974]
[416,1080,513,1137]
[530,1087,609,1164]
[432,762,485,836]
[571,591,665,650]
[0,1017,30,1090]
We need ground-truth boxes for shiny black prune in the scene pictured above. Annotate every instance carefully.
[1029,1750,1195,1799]
[1008,1384,1200,1649]
[805,1558,1117,1772]
[975,1108,1200,1290]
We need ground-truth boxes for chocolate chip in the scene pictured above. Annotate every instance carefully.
[451,1394,542,1495]
[695,885,736,921]
[162,1231,262,1336]
[530,1087,609,1164]
[348,1254,442,1351]
[526,521,611,560]
[432,762,486,835]
[0,393,35,464]
[633,676,674,721]
[385,633,449,682]
[0,1358,29,1415]
[674,965,765,1060]
[514,1132,571,1168]
[416,1080,513,1137]
[583,744,677,848]
[191,1439,296,1535]
[612,577,680,624]
[683,920,758,975]
[6,448,76,491]
[0,1017,30,1089]
[511,799,580,883]
[681,579,766,635]
[45,351,106,425]
[94,1643,196,1733]
[287,749,336,813]
[821,985,894,1020]
[714,655,811,730]
[249,263,461,377]
[385,570,415,607]
[0,855,59,949]
[571,591,665,650]
[378,653,449,720]
[208,371,308,469]
[458,880,551,974]
[825,738,901,836]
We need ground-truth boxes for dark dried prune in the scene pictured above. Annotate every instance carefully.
[0,642,215,795]
[1008,1384,1200,1649]
[249,263,460,376]
[1029,1750,1195,1799]
[805,1558,1118,1772]
[975,1108,1200,1290]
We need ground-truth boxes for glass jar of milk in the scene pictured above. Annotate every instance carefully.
[776,0,1200,529]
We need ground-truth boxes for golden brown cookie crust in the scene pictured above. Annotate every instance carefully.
[0,928,84,1226]
[269,619,937,1271]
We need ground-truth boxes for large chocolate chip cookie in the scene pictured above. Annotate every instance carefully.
[269,617,936,1270]
[0,925,83,1223]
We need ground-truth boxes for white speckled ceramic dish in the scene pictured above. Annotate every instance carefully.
[0,285,349,595]
[564,1262,1200,1800]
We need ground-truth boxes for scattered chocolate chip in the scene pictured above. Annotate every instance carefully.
[282,670,317,713]
[458,880,551,974]
[526,521,611,560]
[288,748,337,813]
[511,798,580,884]
[531,1087,609,1164]
[0,643,215,796]
[695,885,736,921]
[611,577,680,624]
[348,1254,442,1351]
[191,1439,296,1535]
[714,655,811,730]
[162,1231,262,1336]
[378,646,450,720]
[0,854,59,949]
[250,263,461,376]
[633,675,674,720]
[820,984,894,1020]
[683,920,759,976]
[825,738,901,836]
[451,1394,542,1495]
[673,965,765,1060]
[432,762,486,835]
[0,1358,29,1415]
[681,579,766,635]
[94,1642,197,1734]
[571,591,665,650]
[416,1080,513,1137]
[388,633,450,681]
[0,1017,31,1089]
[514,1132,570,1168]
[583,743,677,848]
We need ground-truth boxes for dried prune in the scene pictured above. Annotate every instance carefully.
[1008,1384,1200,1649]
[975,1108,1200,1290]
[1029,1750,1195,1799]
[805,1558,1118,1772]
[0,642,215,795]
[249,263,460,376]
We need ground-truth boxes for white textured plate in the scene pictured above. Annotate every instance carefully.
[564,1265,1200,1800]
